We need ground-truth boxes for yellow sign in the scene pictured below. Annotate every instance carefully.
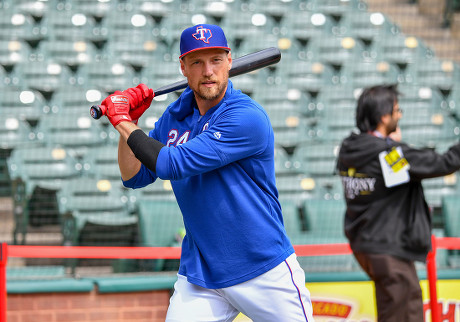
[235,279,460,321]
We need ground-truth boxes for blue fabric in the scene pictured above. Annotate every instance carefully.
[124,81,294,289]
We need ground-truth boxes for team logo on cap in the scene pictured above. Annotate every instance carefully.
[193,26,212,44]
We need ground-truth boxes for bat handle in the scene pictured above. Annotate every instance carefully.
[90,105,107,120]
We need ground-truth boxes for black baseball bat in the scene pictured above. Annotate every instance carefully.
[90,47,281,119]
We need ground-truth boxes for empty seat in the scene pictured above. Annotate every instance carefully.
[136,199,184,271]
[0,10,45,44]
[0,39,31,70]
[50,86,104,114]
[306,36,367,69]
[37,39,100,71]
[76,60,139,93]
[12,60,73,98]
[441,195,460,267]
[339,60,401,88]
[369,34,434,66]
[337,11,399,43]
[140,60,185,91]
[308,0,368,18]
[276,173,317,202]
[41,9,98,42]
[282,60,337,95]
[292,142,341,179]
[105,36,168,70]
[286,11,335,49]
[57,177,128,215]
[100,10,157,44]
[8,146,82,243]
[405,58,460,91]
[223,11,276,41]
[0,88,46,125]
[34,111,108,154]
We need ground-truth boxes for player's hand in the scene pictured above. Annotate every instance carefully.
[102,91,132,127]
[123,84,154,125]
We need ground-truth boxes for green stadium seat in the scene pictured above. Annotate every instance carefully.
[0,88,45,125]
[37,39,100,72]
[100,10,157,44]
[137,199,184,271]
[397,84,445,112]
[286,11,335,50]
[405,57,460,91]
[282,60,337,95]
[41,9,98,43]
[274,146,295,177]
[369,34,434,67]
[157,13,200,53]
[49,86,103,114]
[81,145,120,182]
[308,0,368,18]
[76,60,139,93]
[222,11,277,42]
[279,198,307,241]
[140,60,185,91]
[423,174,459,210]
[11,0,51,21]
[57,177,129,215]
[13,60,73,98]
[306,36,367,69]
[303,198,346,235]
[0,39,31,71]
[252,83,313,117]
[441,195,460,267]
[0,115,36,196]
[62,208,138,273]
[276,173,318,203]
[337,10,399,43]
[291,142,340,179]
[339,60,400,88]
[71,0,116,21]
[7,146,82,243]
[447,84,460,120]
[34,111,108,155]
[105,35,168,70]
[0,10,45,44]
[315,84,360,115]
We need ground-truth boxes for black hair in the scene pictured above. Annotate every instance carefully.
[355,84,400,132]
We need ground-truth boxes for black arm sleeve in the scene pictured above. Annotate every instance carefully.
[127,129,166,172]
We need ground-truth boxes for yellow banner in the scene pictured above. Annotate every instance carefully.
[235,280,460,321]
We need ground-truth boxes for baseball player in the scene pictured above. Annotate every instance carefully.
[101,24,314,321]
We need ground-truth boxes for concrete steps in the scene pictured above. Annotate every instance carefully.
[365,0,460,63]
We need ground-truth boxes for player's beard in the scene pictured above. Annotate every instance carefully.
[194,73,229,101]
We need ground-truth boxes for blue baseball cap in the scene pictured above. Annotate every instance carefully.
[180,24,231,59]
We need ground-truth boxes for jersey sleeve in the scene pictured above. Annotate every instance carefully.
[403,141,460,179]
[156,105,271,180]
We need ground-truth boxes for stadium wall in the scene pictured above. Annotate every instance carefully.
[6,289,170,322]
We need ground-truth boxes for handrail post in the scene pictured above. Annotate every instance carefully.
[0,243,7,322]
[427,235,440,322]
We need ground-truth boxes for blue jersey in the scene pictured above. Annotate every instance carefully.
[123,81,294,289]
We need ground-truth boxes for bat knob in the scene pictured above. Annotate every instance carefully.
[90,105,104,119]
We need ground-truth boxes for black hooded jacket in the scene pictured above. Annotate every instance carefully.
[337,132,460,262]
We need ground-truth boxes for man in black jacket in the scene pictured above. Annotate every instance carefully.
[336,84,460,321]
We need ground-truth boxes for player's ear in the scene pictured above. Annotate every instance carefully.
[227,51,232,71]
[180,58,187,77]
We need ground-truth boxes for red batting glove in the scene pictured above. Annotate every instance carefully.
[102,91,132,127]
[123,84,154,125]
